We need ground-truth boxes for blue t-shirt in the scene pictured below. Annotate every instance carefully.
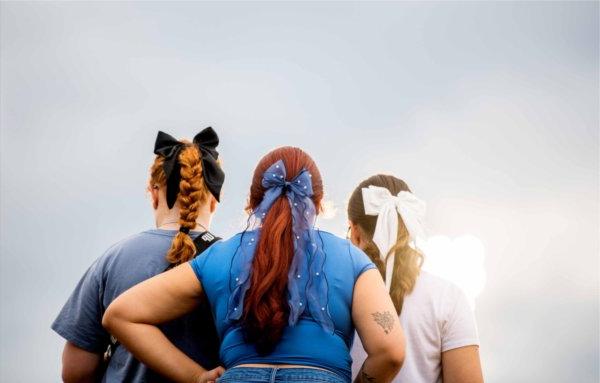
[52,229,220,383]
[190,230,375,381]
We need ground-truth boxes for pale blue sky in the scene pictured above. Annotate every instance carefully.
[1,2,598,382]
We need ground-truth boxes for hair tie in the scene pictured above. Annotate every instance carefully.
[179,226,190,234]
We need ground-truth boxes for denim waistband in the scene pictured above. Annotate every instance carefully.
[217,366,348,383]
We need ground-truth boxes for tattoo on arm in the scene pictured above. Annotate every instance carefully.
[354,364,376,383]
[371,311,395,334]
[361,370,376,382]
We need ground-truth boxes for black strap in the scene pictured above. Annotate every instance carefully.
[193,231,221,254]
[163,231,221,272]
[104,231,221,363]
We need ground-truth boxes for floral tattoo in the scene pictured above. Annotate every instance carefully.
[371,311,395,334]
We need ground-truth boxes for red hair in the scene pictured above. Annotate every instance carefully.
[243,147,323,354]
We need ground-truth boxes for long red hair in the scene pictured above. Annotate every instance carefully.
[243,147,323,354]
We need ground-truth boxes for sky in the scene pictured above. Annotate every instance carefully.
[1,1,598,382]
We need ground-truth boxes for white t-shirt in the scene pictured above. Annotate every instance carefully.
[351,271,479,383]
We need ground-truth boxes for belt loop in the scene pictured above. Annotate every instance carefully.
[270,367,278,383]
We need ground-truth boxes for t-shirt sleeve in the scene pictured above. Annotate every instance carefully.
[51,259,110,353]
[348,243,377,281]
[440,284,480,352]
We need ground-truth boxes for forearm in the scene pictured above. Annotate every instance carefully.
[108,319,204,383]
[354,354,402,383]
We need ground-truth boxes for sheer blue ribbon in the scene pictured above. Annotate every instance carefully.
[227,160,334,333]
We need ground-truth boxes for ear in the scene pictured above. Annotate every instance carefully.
[209,195,218,214]
[149,184,160,210]
[348,221,364,249]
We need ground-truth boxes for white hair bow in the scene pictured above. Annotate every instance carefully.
[362,185,427,291]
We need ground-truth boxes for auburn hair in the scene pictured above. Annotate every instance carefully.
[242,147,323,354]
[347,175,423,315]
[150,141,212,265]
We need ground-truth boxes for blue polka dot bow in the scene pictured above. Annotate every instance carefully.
[227,160,334,333]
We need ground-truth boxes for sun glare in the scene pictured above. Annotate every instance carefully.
[419,235,487,308]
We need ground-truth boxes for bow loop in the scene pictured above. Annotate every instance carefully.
[154,131,186,209]
[193,127,225,202]
[153,128,225,209]
[362,185,427,291]
[193,126,220,154]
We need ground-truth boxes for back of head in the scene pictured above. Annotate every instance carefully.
[244,146,323,354]
[150,138,217,265]
[347,174,423,314]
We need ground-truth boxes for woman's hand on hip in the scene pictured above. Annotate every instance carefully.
[198,366,225,383]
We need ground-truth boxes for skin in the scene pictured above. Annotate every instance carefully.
[352,269,405,383]
[61,342,103,383]
[349,222,484,383]
[102,222,405,383]
[60,182,217,383]
[442,346,484,383]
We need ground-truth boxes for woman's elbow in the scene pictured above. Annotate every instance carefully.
[382,337,406,372]
[101,301,122,333]
[387,345,405,371]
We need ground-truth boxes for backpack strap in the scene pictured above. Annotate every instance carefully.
[192,231,221,256]
[163,231,221,272]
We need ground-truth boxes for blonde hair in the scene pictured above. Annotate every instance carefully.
[150,142,211,265]
[347,175,423,314]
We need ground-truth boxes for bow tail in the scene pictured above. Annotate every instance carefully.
[305,228,334,333]
[286,194,309,325]
[227,232,259,321]
[372,203,400,262]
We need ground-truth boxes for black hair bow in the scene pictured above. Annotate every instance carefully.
[153,127,225,209]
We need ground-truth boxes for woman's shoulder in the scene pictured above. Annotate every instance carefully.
[208,231,253,252]
[409,271,472,315]
[80,230,173,284]
[315,229,350,248]
[416,271,465,296]
[102,230,172,259]
[195,231,256,265]
[316,230,376,278]
[409,272,478,347]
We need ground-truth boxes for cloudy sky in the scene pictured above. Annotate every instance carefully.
[1,2,598,382]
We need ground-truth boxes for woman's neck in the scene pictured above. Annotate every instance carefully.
[155,208,212,232]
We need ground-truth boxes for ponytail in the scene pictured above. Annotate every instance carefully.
[363,221,423,315]
[242,197,295,354]
[348,174,423,315]
[242,147,324,354]
[165,145,209,265]
[362,220,423,314]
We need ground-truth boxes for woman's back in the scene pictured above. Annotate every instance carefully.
[191,229,375,381]
[53,229,221,382]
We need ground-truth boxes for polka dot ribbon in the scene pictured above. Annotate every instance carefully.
[227,160,333,333]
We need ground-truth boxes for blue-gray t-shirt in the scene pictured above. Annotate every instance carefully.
[52,229,221,382]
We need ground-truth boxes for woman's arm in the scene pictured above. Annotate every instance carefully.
[102,263,224,383]
[61,341,103,383]
[352,268,405,383]
[442,345,484,383]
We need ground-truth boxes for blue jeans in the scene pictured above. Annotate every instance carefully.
[217,367,348,383]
